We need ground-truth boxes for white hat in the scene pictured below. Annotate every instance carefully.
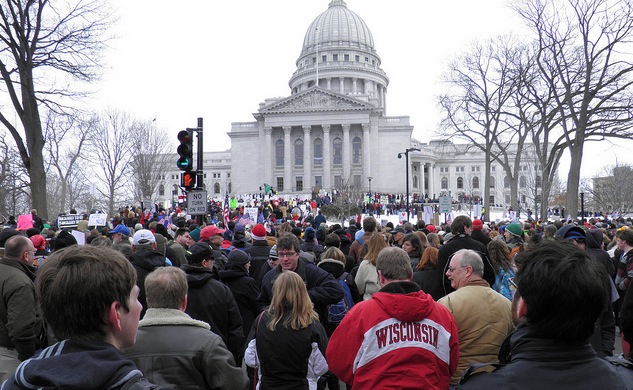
[132,229,156,245]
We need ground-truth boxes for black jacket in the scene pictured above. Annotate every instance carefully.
[459,325,626,389]
[257,259,344,324]
[412,265,444,301]
[218,264,260,346]
[437,234,494,297]
[244,240,271,280]
[317,259,361,335]
[130,250,168,318]
[181,264,244,363]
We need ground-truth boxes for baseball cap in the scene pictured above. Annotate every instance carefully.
[132,229,156,245]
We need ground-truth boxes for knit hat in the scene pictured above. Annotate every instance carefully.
[227,250,251,265]
[427,225,436,233]
[29,234,47,251]
[189,227,201,242]
[304,227,316,240]
[251,224,266,241]
[187,242,214,264]
[505,223,523,237]
[54,230,78,251]
[472,219,483,231]
[26,228,40,238]
[269,244,278,260]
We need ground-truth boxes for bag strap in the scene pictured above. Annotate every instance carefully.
[253,312,265,390]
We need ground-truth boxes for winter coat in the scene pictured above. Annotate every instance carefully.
[412,265,444,301]
[131,250,168,318]
[437,234,495,297]
[438,279,514,385]
[218,264,260,343]
[458,325,627,390]
[244,240,271,280]
[123,308,248,390]
[181,264,244,363]
[326,281,459,389]
[317,258,362,335]
[354,260,380,301]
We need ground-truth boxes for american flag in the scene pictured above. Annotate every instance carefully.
[223,192,230,228]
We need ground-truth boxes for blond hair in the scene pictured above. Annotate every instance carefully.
[267,271,318,331]
[365,234,388,265]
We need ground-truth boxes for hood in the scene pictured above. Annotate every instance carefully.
[131,250,166,271]
[181,264,216,287]
[585,228,603,249]
[318,258,345,278]
[218,265,248,280]
[9,340,141,389]
[371,282,434,323]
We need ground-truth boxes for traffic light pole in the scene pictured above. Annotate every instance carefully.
[194,117,204,225]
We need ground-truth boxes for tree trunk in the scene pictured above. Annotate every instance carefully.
[565,138,584,221]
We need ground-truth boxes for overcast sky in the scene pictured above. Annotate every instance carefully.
[92,0,633,181]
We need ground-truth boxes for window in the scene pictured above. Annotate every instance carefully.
[227,173,230,178]
[489,195,495,205]
[472,176,480,189]
[214,183,220,194]
[333,54,338,61]
[471,166,480,172]
[334,175,342,189]
[203,173,207,179]
[333,137,342,165]
[457,177,464,189]
[521,194,526,203]
[313,138,323,166]
[354,175,361,188]
[158,184,164,196]
[413,176,418,188]
[275,139,284,167]
[296,177,303,191]
[355,55,360,62]
[322,55,326,63]
[490,176,496,188]
[504,176,510,188]
[492,166,496,172]
[505,195,511,204]
[441,177,448,190]
[312,57,316,64]
[315,176,322,188]
[520,176,526,187]
[440,167,448,173]
[352,136,361,164]
[228,182,232,193]
[277,177,284,192]
[455,166,464,173]
[536,176,542,187]
[344,54,349,61]
[365,57,369,62]
[295,139,304,166]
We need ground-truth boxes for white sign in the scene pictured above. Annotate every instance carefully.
[439,196,452,214]
[88,213,107,227]
[244,207,259,223]
[187,190,208,215]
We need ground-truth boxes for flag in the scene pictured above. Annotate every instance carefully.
[223,192,230,228]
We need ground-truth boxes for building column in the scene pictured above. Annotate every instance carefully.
[339,77,344,94]
[342,123,351,180]
[429,164,436,198]
[264,126,272,187]
[362,123,370,186]
[420,162,426,199]
[283,126,292,193]
[352,78,358,94]
[303,125,312,192]
[326,78,331,90]
[322,125,331,191]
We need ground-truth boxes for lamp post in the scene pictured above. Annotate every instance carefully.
[580,191,585,225]
[368,176,373,197]
[398,147,421,221]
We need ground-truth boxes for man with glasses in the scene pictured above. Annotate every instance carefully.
[439,249,513,388]
[257,234,343,320]
[0,235,44,382]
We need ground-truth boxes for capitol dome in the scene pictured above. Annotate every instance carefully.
[288,0,389,110]
[302,0,375,54]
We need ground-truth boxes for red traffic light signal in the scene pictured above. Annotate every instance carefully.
[181,171,196,189]
[177,130,193,171]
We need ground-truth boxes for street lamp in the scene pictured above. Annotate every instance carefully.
[398,147,421,221]
[580,191,585,225]
[367,176,373,197]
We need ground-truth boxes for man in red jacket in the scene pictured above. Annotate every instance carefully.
[326,247,459,390]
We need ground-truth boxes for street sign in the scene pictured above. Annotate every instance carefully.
[187,190,207,215]
[439,196,452,214]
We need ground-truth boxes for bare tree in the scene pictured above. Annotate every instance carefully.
[438,35,525,221]
[590,163,633,214]
[514,0,633,219]
[129,120,172,205]
[44,110,94,216]
[90,110,136,216]
[0,136,30,219]
[0,0,111,220]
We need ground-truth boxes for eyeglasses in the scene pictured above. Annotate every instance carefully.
[277,251,297,258]
[447,265,467,272]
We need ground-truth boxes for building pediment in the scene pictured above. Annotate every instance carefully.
[259,87,372,114]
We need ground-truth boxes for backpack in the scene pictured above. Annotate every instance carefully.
[327,272,355,324]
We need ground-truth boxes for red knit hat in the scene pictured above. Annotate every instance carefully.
[251,224,267,240]
[472,219,483,231]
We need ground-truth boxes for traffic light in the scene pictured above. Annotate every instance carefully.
[181,171,196,190]
[176,129,193,171]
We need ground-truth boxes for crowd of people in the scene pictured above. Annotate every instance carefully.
[2,206,633,389]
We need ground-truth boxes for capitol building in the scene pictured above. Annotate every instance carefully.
[157,1,540,210]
